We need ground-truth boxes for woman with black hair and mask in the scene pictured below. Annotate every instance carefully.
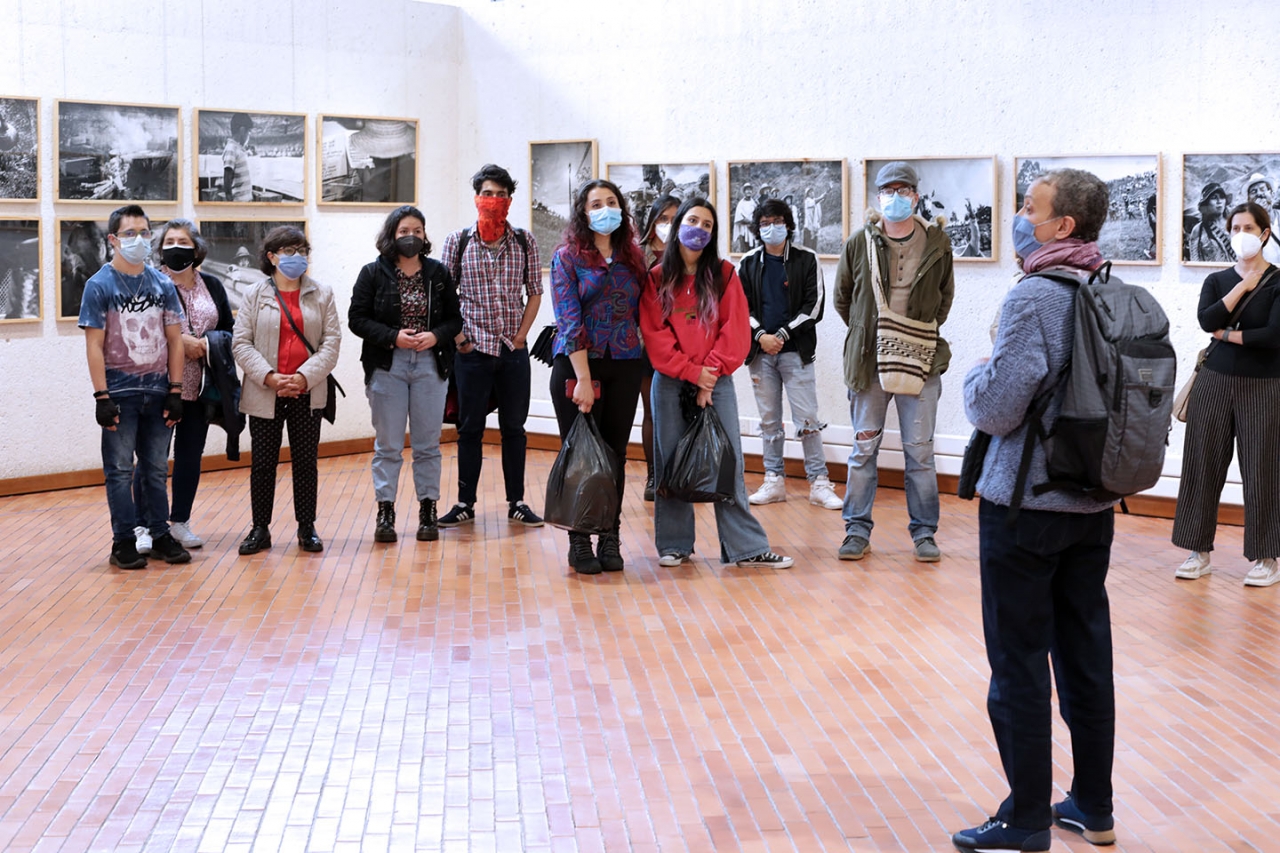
[639,197,793,570]
[548,179,649,574]
[635,193,681,500]
[349,205,462,544]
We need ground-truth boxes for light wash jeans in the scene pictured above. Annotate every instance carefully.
[842,373,941,541]
[652,371,771,562]
[102,393,173,542]
[748,352,828,481]
[367,348,449,503]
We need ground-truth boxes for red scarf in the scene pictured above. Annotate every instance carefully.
[1023,238,1104,274]
[475,196,511,242]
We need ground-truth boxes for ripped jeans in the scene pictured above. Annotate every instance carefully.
[843,374,941,541]
[748,352,828,481]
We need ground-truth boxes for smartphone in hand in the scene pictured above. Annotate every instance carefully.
[565,379,602,399]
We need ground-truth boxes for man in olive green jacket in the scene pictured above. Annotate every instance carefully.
[833,161,954,564]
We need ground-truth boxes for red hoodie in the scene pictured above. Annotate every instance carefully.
[640,260,751,384]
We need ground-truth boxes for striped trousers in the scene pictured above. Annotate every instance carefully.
[1172,368,1280,560]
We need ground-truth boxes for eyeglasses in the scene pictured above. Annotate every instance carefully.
[115,229,153,240]
[276,246,310,257]
[758,217,786,227]
[878,187,915,198]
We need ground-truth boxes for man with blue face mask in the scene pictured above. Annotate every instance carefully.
[833,161,955,564]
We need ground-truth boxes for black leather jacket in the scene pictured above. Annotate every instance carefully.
[349,255,463,383]
[736,240,825,365]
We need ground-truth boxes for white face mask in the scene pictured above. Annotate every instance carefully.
[1232,231,1263,260]
[654,223,672,244]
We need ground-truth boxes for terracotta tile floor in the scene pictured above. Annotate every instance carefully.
[1,446,1278,852]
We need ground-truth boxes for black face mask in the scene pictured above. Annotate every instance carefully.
[162,246,197,271]
[396,235,426,258]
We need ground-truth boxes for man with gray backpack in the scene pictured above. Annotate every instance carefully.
[952,169,1175,853]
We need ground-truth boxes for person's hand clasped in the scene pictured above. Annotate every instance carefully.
[697,365,719,392]
[181,333,207,362]
[271,373,307,397]
[397,330,438,351]
[759,333,783,355]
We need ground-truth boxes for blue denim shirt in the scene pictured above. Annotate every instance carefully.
[549,245,643,359]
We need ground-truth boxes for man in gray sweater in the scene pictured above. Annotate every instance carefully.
[951,169,1118,853]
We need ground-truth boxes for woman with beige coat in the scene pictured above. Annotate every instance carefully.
[232,225,341,555]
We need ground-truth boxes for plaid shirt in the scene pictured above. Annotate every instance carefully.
[440,224,542,356]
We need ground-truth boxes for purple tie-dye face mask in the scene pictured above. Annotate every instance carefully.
[677,224,712,251]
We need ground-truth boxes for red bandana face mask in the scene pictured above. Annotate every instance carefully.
[475,196,511,242]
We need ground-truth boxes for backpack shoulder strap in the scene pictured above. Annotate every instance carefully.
[511,228,530,287]
[452,227,472,286]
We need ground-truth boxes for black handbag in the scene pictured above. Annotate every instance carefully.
[269,281,345,424]
[530,324,556,366]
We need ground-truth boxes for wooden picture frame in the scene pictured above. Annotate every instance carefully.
[317,115,417,206]
[529,139,598,268]
[1182,153,1280,266]
[727,159,847,258]
[196,218,308,312]
[194,109,307,205]
[1015,154,1160,265]
[0,219,41,322]
[0,96,40,201]
[56,100,180,203]
[864,156,999,262]
[605,161,715,233]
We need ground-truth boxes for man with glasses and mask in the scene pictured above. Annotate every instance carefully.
[79,204,191,569]
[833,162,954,564]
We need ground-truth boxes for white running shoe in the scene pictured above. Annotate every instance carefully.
[1174,551,1211,580]
[749,472,787,505]
[658,552,689,567]
[133,525,152,555]
[808,476,843,510]
[1244,558,1280,588]
[169,521,204,549]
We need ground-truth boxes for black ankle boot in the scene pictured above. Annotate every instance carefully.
[568,532,602,574]
[374,501,397,542]
[644,461,656,502]
[417,499,439,541]
[597,530,624,572]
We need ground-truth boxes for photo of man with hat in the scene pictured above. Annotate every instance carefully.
[1244,172,1280,264]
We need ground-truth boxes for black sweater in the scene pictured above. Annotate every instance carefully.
[1199,265,1280,378]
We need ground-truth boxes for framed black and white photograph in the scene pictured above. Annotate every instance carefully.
[1182,153,1280,266]
[1016,155,1160,264]
[0,219,41,322]
[0,97,39,201]
[56,100,180,203]
[195,109,306,204]
[317,115,417,205]
[197,219,307,311]
[606,162,714,233]
[865,156,998,261]
[530,139,597,266]
[57,218,113,319]
[727,159,847,257]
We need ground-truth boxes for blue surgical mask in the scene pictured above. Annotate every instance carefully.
[115,234,151,266]
[759,223,788,246]
[880,193,914,223]
[678,224,712,251]
[588,206,622,235]
[276,253,309,279]
[1012,213,1062,259]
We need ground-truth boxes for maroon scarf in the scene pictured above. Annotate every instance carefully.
[1023,238,1104,274]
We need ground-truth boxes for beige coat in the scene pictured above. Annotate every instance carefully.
[232,275,342,419]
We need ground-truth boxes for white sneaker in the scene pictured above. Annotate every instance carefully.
[1244,558,1280,588]
[133,525,152,555]
[658,552,690,567]
[808,476,843,510]
[169,521,204,549]
[749,472,787,505]
[1174,551,1211,580]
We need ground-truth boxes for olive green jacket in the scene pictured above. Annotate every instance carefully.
[833,212,955,392]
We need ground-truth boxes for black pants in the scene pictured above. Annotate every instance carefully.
[248,394,321,527]
[454,347,530,506]
[979,498,1115,831]
[549,354,645,530]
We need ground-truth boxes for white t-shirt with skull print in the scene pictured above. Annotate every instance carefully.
[78,265,184,397]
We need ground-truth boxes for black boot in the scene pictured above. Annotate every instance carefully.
[374,501,397,543]
[597,529,624,572]
[568,532,602,575]
[644,461,656,502]
[417,499,439,541]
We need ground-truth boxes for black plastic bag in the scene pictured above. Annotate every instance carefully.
[544,412,620,533]
[658,403,737,503]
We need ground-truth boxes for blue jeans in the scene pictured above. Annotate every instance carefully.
[102,393,173,542]
[651,372,771,562]
[979,498,1115,831]
[368,348,448,502]
[748,352,827,481]
[132,399,210,525]
[454,346,531,506]
[842,374,941,541]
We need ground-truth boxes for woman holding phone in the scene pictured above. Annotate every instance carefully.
[548,179,648,574]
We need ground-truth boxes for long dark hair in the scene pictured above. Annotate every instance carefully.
[657,196,724,326]
[375,205,431,260]
[639,193,681,251]
[562,178,647,281]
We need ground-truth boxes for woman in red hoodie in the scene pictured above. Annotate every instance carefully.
[640,197,794,569]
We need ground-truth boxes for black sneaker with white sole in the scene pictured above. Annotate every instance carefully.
[736,551,794,569]
[437,503,475,527]
[507,502,544,527]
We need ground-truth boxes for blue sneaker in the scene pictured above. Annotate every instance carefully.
[952,817,1050,852]
[1052,794,1116,845]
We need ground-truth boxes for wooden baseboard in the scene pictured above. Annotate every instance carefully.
[0,426,1209,524]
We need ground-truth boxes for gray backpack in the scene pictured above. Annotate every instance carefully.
[1012,263,1176,513]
